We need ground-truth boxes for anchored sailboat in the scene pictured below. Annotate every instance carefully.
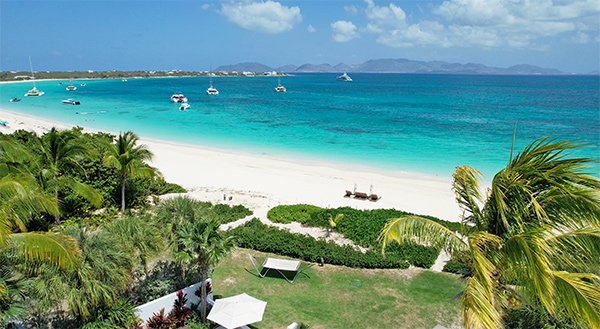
[24,56,45,97]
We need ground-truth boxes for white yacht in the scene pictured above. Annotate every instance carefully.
[170,93,188,103]
[206,77,219,95]
[62,99,80,105]
[336,72,352,82]
[66,79,77,91]
[24,57,45,97]
[275,78,286,93]
[179,103,191,111]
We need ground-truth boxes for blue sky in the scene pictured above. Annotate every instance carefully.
[1,0,598,73]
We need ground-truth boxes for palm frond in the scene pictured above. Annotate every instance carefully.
[7,232,81,271]
[462,276,504,329]
[379,216,467,255]
[502,230,556,314]
[552,271,600,329]
[453,166,483,227]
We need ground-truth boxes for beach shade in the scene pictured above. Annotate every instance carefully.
[207,293,267,329]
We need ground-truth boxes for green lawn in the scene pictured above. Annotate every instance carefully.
[212,248,464,329]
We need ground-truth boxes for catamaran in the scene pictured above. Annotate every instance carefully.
[275,77,286,93]
[336,72,352,82]
[66,79,77,91]
[206,76,219,95]
[24,57,45,97]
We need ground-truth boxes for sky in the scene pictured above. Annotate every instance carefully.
[1,0,599,73]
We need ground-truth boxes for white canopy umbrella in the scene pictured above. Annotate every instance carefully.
[207,293,267,329]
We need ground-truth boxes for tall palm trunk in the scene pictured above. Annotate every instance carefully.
[200,261,209,321]
[120,177,126,213]
[54,187,61,224]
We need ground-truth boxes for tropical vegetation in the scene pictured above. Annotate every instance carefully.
[380,138,600,329]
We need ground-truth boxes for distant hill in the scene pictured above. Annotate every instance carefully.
[295,63,337,72]
[215,62,273,72]
[276,64,298,72]
[217,58,567,75]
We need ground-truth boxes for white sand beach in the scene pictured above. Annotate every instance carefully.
[0,109,462,222]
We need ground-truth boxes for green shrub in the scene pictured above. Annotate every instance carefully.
[229,219,410,269]
[267,204,323,224]
[212,204,252,224]
[442,258,471,275]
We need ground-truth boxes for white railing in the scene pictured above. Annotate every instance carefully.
[135,279,213,323]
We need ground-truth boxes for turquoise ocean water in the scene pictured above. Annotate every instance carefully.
[1,74,598,178]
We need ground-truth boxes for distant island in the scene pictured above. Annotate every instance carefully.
[3,58,598,81]
[217,58,570,75]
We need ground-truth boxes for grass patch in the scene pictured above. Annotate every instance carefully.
[212,248,464,329]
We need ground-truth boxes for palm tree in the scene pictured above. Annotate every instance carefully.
[379,138,600,329]
[31,226,135,320]
[174,220,236,321]
[103,131,156,212]
[325,213,344,237]
[156,196,203,285]
[35,128,102,223]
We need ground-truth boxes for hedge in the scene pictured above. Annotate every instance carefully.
[267,204,323,224]
[229,219,439,269]
[268,205,465,250]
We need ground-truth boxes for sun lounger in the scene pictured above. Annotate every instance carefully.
[353,192,368,199]
[248,255,313,284]
[368,194,381,201]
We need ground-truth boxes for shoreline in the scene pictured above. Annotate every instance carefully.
[0,108,463,221]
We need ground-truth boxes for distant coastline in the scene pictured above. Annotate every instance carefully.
[3,57,599,81]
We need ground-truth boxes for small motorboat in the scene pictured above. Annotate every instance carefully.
[80,83,86,86]
[179,103,191,111]
[62,99,81,105]
[170,93,188,103]
[122,79,128,82]
[9,97,21,102]
[336,72,353,82]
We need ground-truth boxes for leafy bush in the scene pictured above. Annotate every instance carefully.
[168,290,191,328]
[146,309,172,329]
[211,204,252,224]
[269,205,464,249]
[229,219,410,269]
[81,299,141,329]
[442,258,471,275]
[503,306,581,329]
[128,262,201,305]
[267,204,323,224]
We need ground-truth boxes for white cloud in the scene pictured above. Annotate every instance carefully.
[361,0,600,49]
[365,0,406,32]
[221,1,302,34]
[307,24,316,33]
[344,5,358,15]
[331,20,359,42]
[201,3,212,11]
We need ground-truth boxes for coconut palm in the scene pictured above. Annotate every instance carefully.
[380,138,600,329]
[35,128,102,223]
[103,131,156,212]
[30,225,135,320]
[174,220,236,321]
[156,196,204,285]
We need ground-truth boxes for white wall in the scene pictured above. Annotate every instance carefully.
[135,279,213,323]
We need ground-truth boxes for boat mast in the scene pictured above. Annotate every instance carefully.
[29,56,37,88]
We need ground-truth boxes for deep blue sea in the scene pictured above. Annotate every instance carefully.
[1,74,599,178]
